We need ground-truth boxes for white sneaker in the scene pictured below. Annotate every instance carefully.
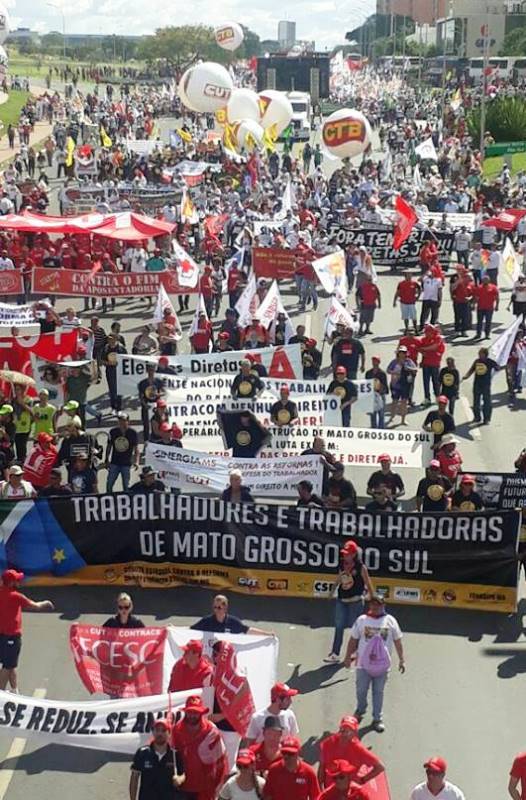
[323,653,340,663]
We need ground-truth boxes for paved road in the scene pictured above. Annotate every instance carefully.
[0,110,524,800]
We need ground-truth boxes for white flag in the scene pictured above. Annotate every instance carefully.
[324,296,357,339]
[382,149,392,180]
[274,177,293,221]
[312,249,348,302]
[188,295,210,342]
[413,163,424,193]
[490,315,523,367]
[152,284,181,335]
[500,237,521,286]
[235,272,258,327]
[255,281,292,339]
[172,239,199,288]
[415,137,438,162]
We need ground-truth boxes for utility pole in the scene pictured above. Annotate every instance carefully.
[480,4,491,161]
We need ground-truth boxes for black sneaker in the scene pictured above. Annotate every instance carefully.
[373,720,385,732]
[353,711,364,722]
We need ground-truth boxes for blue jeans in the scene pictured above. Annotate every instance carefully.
[107,464,131,492]
[341,404,351,427]
[422,366,440,402]
[331,599,364,656]
[299,279,318,309]
[370,395,386,429]
[355,668,388,721]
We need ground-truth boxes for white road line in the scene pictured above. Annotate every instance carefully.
[0,687,46,800]
[460,395,481,439]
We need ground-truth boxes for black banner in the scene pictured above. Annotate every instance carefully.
[327,224,455,268]
[471,473,526,510]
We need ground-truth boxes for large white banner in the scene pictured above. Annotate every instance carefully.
[116,345,303,395]
[0,302,38,329]
[145,443,324,496]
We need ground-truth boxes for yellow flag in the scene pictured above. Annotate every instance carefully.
[245,132,257,150]
[223,123,238,152]
[100,125,112,148]
[262,126,277,153]
[65,136,75,167]
[177,127,192,144]
[215,108,227,127]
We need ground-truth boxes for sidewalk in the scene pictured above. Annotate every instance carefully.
[0,83,55,166]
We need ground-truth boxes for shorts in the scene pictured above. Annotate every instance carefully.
[359,306,375,324]
[400,303,416,321]
[392,386,410,401]
[0,634,21,669]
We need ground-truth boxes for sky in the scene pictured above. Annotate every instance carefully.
[5,0,376,49]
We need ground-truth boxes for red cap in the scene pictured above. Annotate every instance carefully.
[437,395,448,404]
[158,356,169,366]
[326,760,358,778]
[424,757,447,774]
[183,639,203,653]
[159,422,171,432]
[281,736,301,754]
[218,331,230,340]
[280,385,290,394]
[156,399,167,408]
[270,682,299,701]
[152,719,171,732]
[378,453,391,462]
[2,569,24,585]
[184,695,209,715]
[172,424,183,440]
[236,749,256,767]
[37,432,53,444]
[339,715,359,731]
[372,355,381,362]
[76,344,87,355]
[335,366,347,375]
[460,474,475,484]
[306,338,317,347]
[340,540,358,556]
[246,353,256,362]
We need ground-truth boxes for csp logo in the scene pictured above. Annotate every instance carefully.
[267,579,288,591]
[313,580,335,595]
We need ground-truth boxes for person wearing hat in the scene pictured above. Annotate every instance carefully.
[171,695,228,800]
[450,267,474,337]
[23,432,58,490]
[272,312,290,347]
[439,356,460,417]
[416,460,453,512]
[344,594,405,732]
[302,338,322,381]
[132,325,158,357]
[231,361,265,400]
[244,683,300,746]
[0,569,54,691]
[219,748,264,800]
[473,273,499,339]
[386,346,417,426]
[138,364,165,441]
[249,716,283,775]
[423,396,456,447]
[227,258,245,309]
[318,717,384,789]
[462,346,499,426]
[168,639,213,693]
[366,454,405,501]
[38,468,72,497]
[57,399,83,435]
[319,760,364,800]
[102,332,127,414]
[0,402,15,462]
[411,756,465,800]
[199,265,215,318]
[241,316,270,349]
[213,330,234,353]
[437,434,463,483]
[263,736,320,800]
[451,474,484,512]
[393,270,421,334]
[324,463,357,510]
[129,466,166,495]
[270,386,299,428]
[324,540,374,664]
[105,412,139,493]
[365,356,388,429]
[327,367,358,428]
[190,310,214,354]
[219,309,242,350]
[149,400,170,444]
[0,464,36,499]
[32,388,58,437]
[130,718,186,800]
[69,453,98,494]
[331,328,365,381]
[418,324,446,407]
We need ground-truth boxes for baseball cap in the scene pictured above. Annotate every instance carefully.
[183,695,209,715]
[156,399,167,408]
[218,331,230,340]
[326,760,357,778]
[183,639,203,653]
[236,749,256,767]
[37,432,53,444]
[159,422,171,432]
[439,434,458,448]
[2,569,24,585]
[424,756,447,774]
[281,736,301,754]
[335,366,347,375]
[378,453,391,462]
[270,682,299,701]
[437,395,448,404]
[397,345,408,352]
[172,424,183,440]
[460,474,475,484]
[306,338,317,347]
[340,540,358,556]
[64,400,79,412]
[0,404,13,415]
[280,385,290,394]
[240,358,251,367]
[117,411,129,420]
[372,355,381,362]
[141,466,157,477]
[339,715,359,731]
[8,465,23,476]
[39,388,49,396]
[152,719,171,732]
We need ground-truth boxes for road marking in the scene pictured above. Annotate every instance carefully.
[0,687,46,799]
[461,395,480,439]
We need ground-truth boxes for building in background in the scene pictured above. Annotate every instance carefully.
[6,27,41,45]
[278,20,296,50]
[376,0,447,24]
[437,0,526,57]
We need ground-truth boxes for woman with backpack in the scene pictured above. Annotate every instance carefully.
[324,541,374,665]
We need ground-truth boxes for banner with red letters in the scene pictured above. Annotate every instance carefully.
[211,641,255,735]
[0,271,24,295]
[69,624,167,697]
[31,268,197,298]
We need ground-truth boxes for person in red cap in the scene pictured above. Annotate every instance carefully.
[417,324,446,406]
[244,682,299,746]
[451,474,484,511]
[219,748,264,800]
[449,267,474,337]
[171,695,227,800]
[270,386,299,427]
[249,716,283,775]
[263,736,320,800]
[411,756,465,800]
[393,270,420,334]
[365,356,388,429]
[168,639,213,692]
[303,338,322,380]
[324,541,374,664]
[0,569,54,691]
[214,331,234,353]
[327,367,358,427]
[190,311,214,354]
[423,395,456,448]
[130,718,186,800]
[416,460,452,512]
[318,717,384,789]
[23,432,58,490]
[366,454,405,502]
[319,760,367,800]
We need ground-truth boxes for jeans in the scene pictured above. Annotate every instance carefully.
[370,396,386,429]
[341,404,351,427]
[422,366,440,401]
[473,383,492,423]
[355,668,388,721]
[476,309,493,338]
[299,279,318,309]
[14,432,29,462]
[331,599,364,656]
[420,300,439,329]
[447,396,457,416]
[453,302,469,334]
[456,250,469,266]
[106,464,131,492]
[106,367,121,411]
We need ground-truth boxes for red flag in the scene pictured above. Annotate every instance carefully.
[393,195,418,251]
[212,641,255,735]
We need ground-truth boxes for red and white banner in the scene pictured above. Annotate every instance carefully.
[0,271,24,296]
[31,268,198,298]
[69,624,167,697]
[0,330,79,375]
[211,641,255,736]
[252,247,299,280]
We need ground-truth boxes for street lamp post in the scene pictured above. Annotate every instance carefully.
[480,4,491,161]
[46,2,66,62]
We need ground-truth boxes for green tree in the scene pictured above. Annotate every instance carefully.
[468,96,526,143]
[138,25,228,67]
[499,26,526,56]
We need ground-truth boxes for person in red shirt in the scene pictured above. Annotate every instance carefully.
[190,312,214,354]
[393,271,421,333]
[474,274,499,339]
[450,267,474,337]
[249,716,283,775]
[199,266,214,318]
[356,276,381,337]
[419,240,438,276]
[227,265,244,308]
[23,433,58,489]
[319,760,367,800]
[509,751,526,800]
[242,316,270,348]
[264,736,320,800]
[167,639,213,692]
[437,434,463,482]
[0,569,54,691]
[318,716,385,789]
[417,324,446,405]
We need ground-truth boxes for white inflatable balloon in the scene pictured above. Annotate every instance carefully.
[215,22,244,52]
[321,108,372,159]
[227,88,260,124]
[180,61,233,113]
[0,5,10,46]
[0,45,8,67]
[258,89,293,135]
[235,119,264,151]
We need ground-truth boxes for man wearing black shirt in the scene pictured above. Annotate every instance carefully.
[365,488,398,512]
[130,720,185,800]
[324,463,357,509]
[219,309,241,350]
[302,435,337,495]
[462,347,499,425]
[365,356,389,429]
[39,469,72,497]
[451,474,484,511]
[327,366,358,427]
[289,324,307,346]
[191,595,273,635]
[102,333,127,413]
[106,412,139,492]
[302,338,322,380]
[439,357,460,416]
[416,461,452,511]
[331,329,365,380]
[129,466,166,494]
[231,360,264,399]
[423,395,456,446]
[270,386,298,427]
[366,454,405,499]
[138,364,164,441]
[296,480,324,508]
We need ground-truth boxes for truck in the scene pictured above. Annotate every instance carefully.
[282,91,312,142]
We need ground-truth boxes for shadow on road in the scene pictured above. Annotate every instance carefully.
[0,743,129,774]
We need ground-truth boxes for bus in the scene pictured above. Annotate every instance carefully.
[468,56,516,82]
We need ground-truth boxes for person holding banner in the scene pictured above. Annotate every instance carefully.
[130,719,186,800]
[168,639,213,692]
[270,386,299,427]
[191,595,273,637]
[221,470,254,504]
[318,716,385,789]
[231,362,265,400]
[103,593,145,629]
[451,475,484,512]
[327,367,358,428]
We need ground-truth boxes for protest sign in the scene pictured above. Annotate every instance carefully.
[144,443,324,497]
[327,225,455,268]
[469,473,526,510]
[31,268,196,298]
[0,302,37,328]
[18,496,520,612]
[0,271,24,296]
[0,330,79,376]
[70,625,167,697]
[252,247,299,280]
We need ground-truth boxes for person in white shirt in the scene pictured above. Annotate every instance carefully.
[420,272,442,329]
[125,246,148,274]
[454,226,471,267]
[480,219,497,246]
[242,682,299,746]
[486,242,501,285]
[469,241,484,285]
[0,250,15,270]
[410,756,465,800]
[0,465,36,499]
[344,594,405,733]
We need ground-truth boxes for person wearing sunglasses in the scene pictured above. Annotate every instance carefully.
[191,594,274,636]
[103,593,145,629]
[411,756,465,800]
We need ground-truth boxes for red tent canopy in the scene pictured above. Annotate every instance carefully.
[482,209,526,231]
[92,212,176,241]
[0,210,175,240]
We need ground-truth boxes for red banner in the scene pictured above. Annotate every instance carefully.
[31,268,197,297]
[0,271,24,295]
[212,641,255,736]
[0,330,79,375]
[252,247,299,280]
[69,624,167,698]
